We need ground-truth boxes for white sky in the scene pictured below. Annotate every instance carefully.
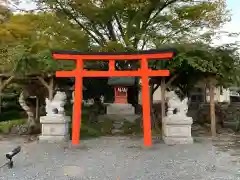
[212,0,240,46]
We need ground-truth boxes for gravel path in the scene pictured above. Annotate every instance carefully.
[0,136,240,180]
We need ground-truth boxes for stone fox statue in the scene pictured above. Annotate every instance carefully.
[45,91,67,116]
[165,90,189,116]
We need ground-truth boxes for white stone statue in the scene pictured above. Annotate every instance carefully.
[100,95,104,103]
[45,91,67,116]
[165,90,188,117]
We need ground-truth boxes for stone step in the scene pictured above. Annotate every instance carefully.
[112,122,124,129]
[111,129,124,134]
[107,103,135,115]
[98,114,140,124]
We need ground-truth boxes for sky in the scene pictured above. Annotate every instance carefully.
[212,0,240,45]
[14,0,240,46]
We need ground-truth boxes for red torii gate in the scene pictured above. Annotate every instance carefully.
[52,50,174,146]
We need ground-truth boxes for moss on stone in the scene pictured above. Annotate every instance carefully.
[122,121,142,135]
[98,117,113,135]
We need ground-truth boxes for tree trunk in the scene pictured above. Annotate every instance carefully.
[37,76,55,100]
[150,84,161,132]
[161,78,166,120]
[0,76,14,113]
[19,91,35,127]
[209,81,217,137]
[0,77,2,114]
[35,97,39,120]
[161,78,166,135]
[204,83,207,103]
[48,77,54,100]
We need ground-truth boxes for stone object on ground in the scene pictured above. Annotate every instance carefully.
[163,115,193,144]
[163,90,193,144]
[111,129,123,134]
[165,90,188,116]
[40,91,70,142]
[107,103,137,134]
[10,124,28,135]
[98,114,140,134]
[45,91,67,116]
[107,103,135,115]
[39,115,70,142]
[112,121,124,129]
[112,120,124,134]
[106,77,138,134]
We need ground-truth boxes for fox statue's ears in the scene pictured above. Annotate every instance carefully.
[45,98,50,104]
[182,97,188,103]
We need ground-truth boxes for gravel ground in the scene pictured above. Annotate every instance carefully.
[0,136,240,180]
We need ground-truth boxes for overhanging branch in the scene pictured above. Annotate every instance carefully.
[114,14,124,38]
[37,76,49,89]
[55,0,103,46]
[0,76,14,92]
[106,20,117,41]
[166,74,178,87]
[144,0,179,29]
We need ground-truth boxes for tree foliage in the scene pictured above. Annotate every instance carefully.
[0,12,89,75]
[1,1,239,90]
[0,1,239,134]
[151,42,240,96]
[33,0,229,50]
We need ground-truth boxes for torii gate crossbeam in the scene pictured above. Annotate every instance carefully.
[52,50,175,147]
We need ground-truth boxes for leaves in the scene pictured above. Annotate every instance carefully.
[0,12,89,75]
[153,42,240,95]
[33,0,230,49]
[0,0,239,94]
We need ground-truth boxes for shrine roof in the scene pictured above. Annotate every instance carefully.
[108,77,136,86]
[52,48,176,55]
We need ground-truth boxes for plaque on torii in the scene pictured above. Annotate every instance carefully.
[52,50,175,146]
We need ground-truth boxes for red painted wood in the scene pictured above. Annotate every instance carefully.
[53,51,174,146]
[114,87,128,104]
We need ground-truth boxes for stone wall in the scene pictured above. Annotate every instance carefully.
[221,103,240,130]
[100,101,240,132]
[147,102,240,131]
[195,102,240,131]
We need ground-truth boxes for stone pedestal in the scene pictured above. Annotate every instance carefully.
[163,115,193,145]
[39,115,70,143]
[107,103,135,115]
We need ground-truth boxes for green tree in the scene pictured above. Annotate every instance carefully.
[151,42,240,136]
[32,0,229,49]
[0,12,89,131]
[0,12,89,73]
[3,0,240,136]
[32,0,239,135]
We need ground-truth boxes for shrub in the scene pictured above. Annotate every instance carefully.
[0,119,26,134]
[0,110,25,121]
